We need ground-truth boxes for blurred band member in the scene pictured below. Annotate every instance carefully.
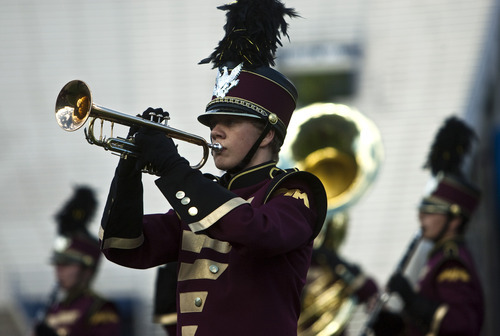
[34,186,120,336]
[373,117,484,336]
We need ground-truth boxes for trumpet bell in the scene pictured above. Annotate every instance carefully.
[55,80,93,132]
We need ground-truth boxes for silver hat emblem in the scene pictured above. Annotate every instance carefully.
[213,63,243,98]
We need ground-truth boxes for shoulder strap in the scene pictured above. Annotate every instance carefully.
[84,293,106,327]
[83,292,119,328]
[264,168,327,241]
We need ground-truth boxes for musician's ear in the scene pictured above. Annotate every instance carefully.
[449,216,462,232]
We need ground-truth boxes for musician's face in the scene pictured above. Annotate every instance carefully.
[55,263,88,291]
[209,115,270,171]
[419,212,444,240]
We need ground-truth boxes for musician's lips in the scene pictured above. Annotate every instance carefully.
[212,144,224,155]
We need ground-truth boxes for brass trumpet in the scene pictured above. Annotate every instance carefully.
[55,80,222,170]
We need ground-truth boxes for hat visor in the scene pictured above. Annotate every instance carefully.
[418,198,450,215]
[51,252,84,265]
[198,109,263,127]
[51,251,95,267]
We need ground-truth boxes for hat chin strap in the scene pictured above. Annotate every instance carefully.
[433,215,452,243]
[227,122,273,175]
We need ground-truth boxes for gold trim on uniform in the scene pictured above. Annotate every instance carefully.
[178,259,228,281]
[426,304,449,336]
[227,162,277,190]
[89,310,120,325]
[188,198,248,233]
[182,325,198,336]
[47,310,80,326]
[99,228,145,250]
[181,230,232,254]
[153,312,177,325]
[273,188,310,208]
[180,291,208,313]
[437,267,470,283]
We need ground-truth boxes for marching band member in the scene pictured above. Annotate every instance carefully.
[99,1,327,335]
[373,117,484,336]
[34,186,120,336]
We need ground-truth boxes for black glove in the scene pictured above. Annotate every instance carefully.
[117,107,170,175]
[388,273,439,331]
[387,273,415,305]
[312,248,361,284]
[134,126,189,176]
[371,310,405,336]
[129,107,170,137]
[34,322,58,336]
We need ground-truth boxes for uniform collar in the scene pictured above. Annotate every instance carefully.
[428,236,465,258]
[221,161,283,190]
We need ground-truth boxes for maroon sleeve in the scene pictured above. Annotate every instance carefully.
[102,210,182,269]
[429,259,483,335]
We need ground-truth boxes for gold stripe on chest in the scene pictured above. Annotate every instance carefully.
[178,259,228,281]
[181,230,231,254]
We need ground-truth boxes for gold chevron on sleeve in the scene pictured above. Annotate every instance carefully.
[273,188,310,208]
[437,267,470,283]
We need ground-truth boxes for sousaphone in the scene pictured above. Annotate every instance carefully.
[280,103,384,336]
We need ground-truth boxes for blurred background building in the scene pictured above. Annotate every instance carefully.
[0,0,498,335]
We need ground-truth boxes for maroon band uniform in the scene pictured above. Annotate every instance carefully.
[100,162,326,336]
[44,290,120,336]
[409,238,484,336]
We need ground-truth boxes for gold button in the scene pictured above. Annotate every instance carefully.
[176,191,186,199]
[268,113,278,124]
[194,297,202,307]
[209,265,219,274]
[188,207,198,216]
[181,197,191,205]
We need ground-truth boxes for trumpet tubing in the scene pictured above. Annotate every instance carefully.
[55,80,221,170]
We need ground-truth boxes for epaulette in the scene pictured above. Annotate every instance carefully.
[442,240,460,258]
[264,168,327,241]
[85,292,119,326]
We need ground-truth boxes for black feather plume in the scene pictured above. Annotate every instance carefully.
[54,186,97,237]
[423,116,477,177]
[199,0,299,68]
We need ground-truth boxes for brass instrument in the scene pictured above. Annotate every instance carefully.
[358,230,423,336]
[280,103,384,336]
[55,80,222,170]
